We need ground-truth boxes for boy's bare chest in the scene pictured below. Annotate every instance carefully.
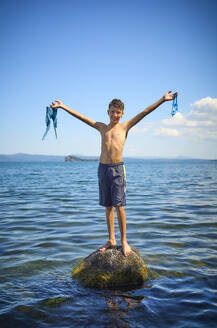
[102,126,126,146]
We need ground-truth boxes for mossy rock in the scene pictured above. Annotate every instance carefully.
[71,246,149,289]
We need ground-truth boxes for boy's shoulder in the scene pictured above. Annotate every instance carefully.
[94,122,107,131]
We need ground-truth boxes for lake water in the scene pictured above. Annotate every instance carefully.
[0,160,217,328]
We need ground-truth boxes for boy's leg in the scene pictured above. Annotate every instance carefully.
[99,206,117,252]
[116,206,131,256]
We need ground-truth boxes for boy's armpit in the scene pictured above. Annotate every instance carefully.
[94,122,107,131]
[121,120,134,133]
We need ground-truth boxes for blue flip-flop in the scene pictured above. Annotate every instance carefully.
[42,106,58,140]
[171,93,178,116]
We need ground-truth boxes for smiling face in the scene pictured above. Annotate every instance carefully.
[107,106,124,124]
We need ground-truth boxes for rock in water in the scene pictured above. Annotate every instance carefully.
[71,246,149,289]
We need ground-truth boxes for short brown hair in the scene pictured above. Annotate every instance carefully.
[108,99,124,111]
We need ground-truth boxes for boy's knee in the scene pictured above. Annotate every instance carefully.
[115,206,125,212]
[106,206,114,211]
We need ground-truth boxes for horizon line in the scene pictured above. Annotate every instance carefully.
[0,152,216,161]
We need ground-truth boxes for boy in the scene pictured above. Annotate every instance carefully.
[50,91,177,256]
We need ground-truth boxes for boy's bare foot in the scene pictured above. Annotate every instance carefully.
[99,240,117,252]
[122,241,131,257]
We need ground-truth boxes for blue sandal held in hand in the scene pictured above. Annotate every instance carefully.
[42,106,58,141]
[171,93,178,116]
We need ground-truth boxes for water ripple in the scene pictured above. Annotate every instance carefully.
[0,160,217,327]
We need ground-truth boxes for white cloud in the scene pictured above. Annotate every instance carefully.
[131,122,154,134]
[159,97,217,140]
[189,97,217,119]
[154,127,180,137]
[162,112,198,127]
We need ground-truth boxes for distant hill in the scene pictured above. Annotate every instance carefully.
[0,153,65,162]
[0,153,98,162]
[0,153,213,162]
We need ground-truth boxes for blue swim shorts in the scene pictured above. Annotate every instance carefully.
[98,162,126,207]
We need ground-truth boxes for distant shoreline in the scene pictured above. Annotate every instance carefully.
[0,153,216,162]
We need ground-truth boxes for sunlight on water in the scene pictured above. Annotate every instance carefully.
[0,160,217,327]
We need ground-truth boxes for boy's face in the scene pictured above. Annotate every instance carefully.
[107,106,124,124]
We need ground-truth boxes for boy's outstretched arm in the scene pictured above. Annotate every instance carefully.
[123,91,177,132]
[50,100,104,131]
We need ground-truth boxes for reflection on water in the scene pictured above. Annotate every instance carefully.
[105,292,146,328]
[0,160,217,328]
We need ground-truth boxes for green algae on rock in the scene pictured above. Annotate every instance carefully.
[71,246,149,289]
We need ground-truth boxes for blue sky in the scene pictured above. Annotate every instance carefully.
[1,0,217,159]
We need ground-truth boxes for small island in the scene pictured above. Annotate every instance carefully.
[65,155,98,162]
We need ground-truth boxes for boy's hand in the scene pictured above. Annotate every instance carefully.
[50,100,64,109]
[163,91,178,101]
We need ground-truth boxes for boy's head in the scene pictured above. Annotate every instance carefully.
[108,99,124,124]
[108,99,124,111]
